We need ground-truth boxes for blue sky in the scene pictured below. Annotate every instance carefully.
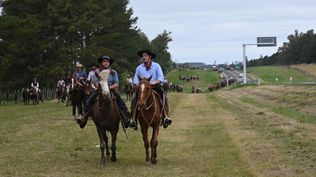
[129,0,316,64]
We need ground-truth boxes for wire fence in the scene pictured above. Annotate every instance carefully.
[0,88,56,106]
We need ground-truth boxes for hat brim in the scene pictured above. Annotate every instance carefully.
[137,50,156,59]
[98,58,113,65]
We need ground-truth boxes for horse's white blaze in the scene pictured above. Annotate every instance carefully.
[71,78,74,89]
[99,70,110,96]
[141,84,145,93]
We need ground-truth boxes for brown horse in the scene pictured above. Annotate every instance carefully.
[57,85,65,103]
[124,81,134,101]
[65,84,71,106]
[92,70,121,164]
[135,76,163,165]
[22,88,30,104]
[70,76,86,120]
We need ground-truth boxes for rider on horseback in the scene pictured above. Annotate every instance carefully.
[87,64,98,88]
[64,72,72,86]
[57,76,65,88]
[77,55,130,129]
[126,75,133,86]
[73,63,87,79]
[31,77,40,92]
[130,49,172,129]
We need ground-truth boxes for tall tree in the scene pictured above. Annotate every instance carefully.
[0,0,174,89]
[150,30,173,72]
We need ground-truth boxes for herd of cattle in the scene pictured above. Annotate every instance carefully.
[207,77,236,92]
[163,82,184,93]
[176,66,239,93]
[178,75,200,82]
[163,75,237,94]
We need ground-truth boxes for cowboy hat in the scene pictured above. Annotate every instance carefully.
[76,63,84,68]
[137,49,156,59]
[98,55,113,65]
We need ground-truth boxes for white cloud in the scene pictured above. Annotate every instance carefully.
[130,0,316,64]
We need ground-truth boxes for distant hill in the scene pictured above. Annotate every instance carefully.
[178,62,212,69]
[166,69,219,93]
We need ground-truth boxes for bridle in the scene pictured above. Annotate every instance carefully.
[137,80,158,125]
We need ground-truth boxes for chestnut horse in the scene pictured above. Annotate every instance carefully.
[135,76,163,164]
[92,69,121,164]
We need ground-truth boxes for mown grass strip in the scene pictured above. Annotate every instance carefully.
[212,95,316,175]
[240,97,316,124]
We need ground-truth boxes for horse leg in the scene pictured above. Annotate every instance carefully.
[78,102,83,119]
[72,104,76,120]
[104,131,110,157]
[97,128,106,165]
[150,126,159,164]
[110,131,117,162]
[140,124,150,164]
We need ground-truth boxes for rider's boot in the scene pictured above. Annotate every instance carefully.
[114,92,130,128]
[129,95,138,130]
[77,113,89,129]
[162,95,172,128]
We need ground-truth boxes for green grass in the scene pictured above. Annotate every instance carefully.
[240,96,316,124]
[166,69,219,93]
[212,95,316,175]
[0,94,253,177]
[247,66,315,84]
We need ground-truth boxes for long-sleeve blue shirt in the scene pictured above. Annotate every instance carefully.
[74,70,87,79]
[133,61,164,85]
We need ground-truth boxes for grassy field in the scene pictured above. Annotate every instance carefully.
[1,84,315,177]
[247,66,315,84]
[166,69,219,93]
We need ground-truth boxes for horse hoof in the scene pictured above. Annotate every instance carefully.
[151,158,157,164]
[111,156,117,162]
[100,159,106,166]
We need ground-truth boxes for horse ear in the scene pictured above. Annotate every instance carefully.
[147,75,153,81]
[137,75,142,81]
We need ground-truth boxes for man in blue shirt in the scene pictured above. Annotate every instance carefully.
[130,49,172,129]
[73,63,87,79]
[87,64,98,85]
[77,55,130,129]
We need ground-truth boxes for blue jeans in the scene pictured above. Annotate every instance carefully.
[84,92,98,115]
[84,91,129,116]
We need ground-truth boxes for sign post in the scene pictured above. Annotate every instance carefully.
[242,37,277,84]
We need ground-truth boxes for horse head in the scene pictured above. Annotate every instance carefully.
[97,69,111,98]
[136,75,153,107]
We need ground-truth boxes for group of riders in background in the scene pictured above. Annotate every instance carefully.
[23,49,172,132]
[21,49,173,164]
[22,77,43,105]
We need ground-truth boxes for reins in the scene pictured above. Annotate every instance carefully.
[139,91,158,126]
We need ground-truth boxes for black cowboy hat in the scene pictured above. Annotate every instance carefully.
[137,49,156,59]
[98,55,113,65]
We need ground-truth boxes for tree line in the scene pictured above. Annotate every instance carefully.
[248,29,316,67]
[0,0,173,90]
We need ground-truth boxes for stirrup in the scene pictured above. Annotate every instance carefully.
[162,117,172,128]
